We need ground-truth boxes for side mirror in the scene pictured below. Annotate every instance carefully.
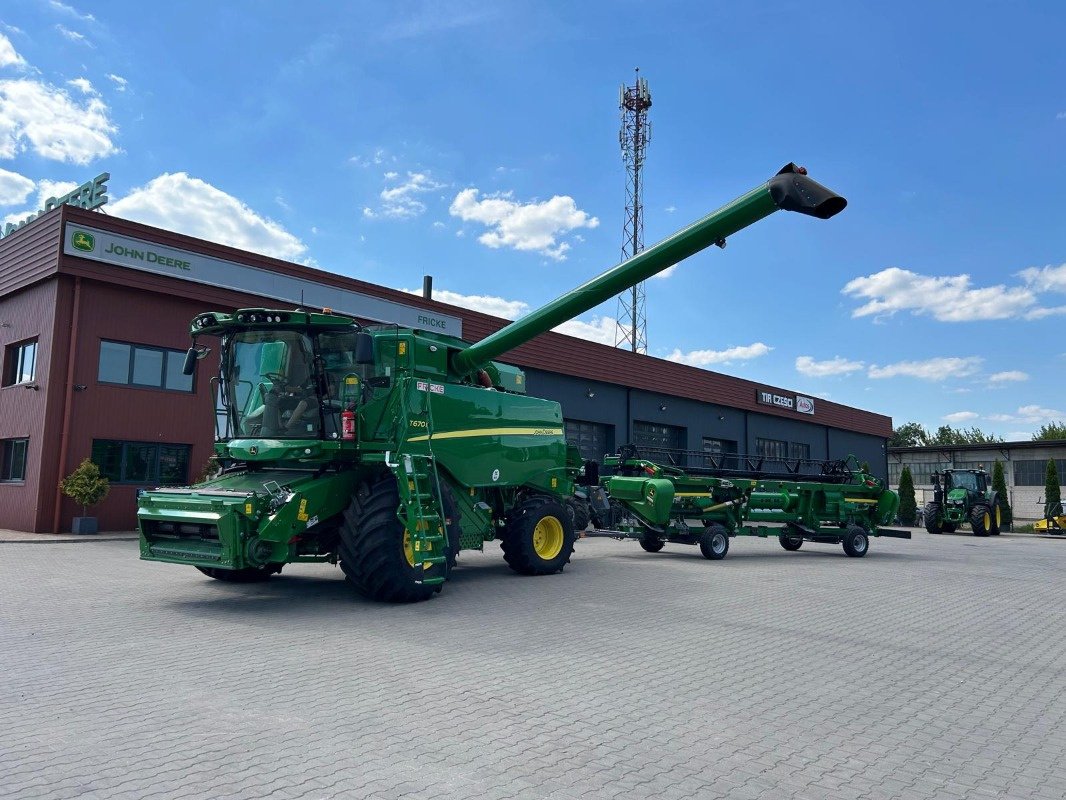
[182,347,198,376]
[354,332,375,365]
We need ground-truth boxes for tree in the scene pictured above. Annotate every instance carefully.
[897,466,917,526]
[991,460,1012,528]
[1046,459,1062,516]
[890,422,929,448]
[927,425,1004,446]
[1033,422,1066,441]
[59,459,111,517]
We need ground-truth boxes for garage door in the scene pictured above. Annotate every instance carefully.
[565,419,613,461]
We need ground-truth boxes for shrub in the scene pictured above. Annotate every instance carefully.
[991,460,1012,527]
[59,459,111,516]
[897,466,917,526]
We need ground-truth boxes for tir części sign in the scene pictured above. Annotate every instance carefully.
[757,389,815,415]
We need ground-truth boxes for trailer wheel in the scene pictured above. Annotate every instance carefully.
[700,524,729,560]
[924,503,943,534]
[842,525,869,557]
[639,536,664,553]
[502,497,576,576]
[969,504,992,537]
[779,534,804,551]
[566,497,591,533]
[337,472,449,603]
[196,565,280,582]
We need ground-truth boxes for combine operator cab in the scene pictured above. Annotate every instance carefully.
[924,468,1003,537]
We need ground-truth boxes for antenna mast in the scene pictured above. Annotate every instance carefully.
[614,68,652,353]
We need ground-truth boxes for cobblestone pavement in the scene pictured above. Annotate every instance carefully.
[3,531,1065,799]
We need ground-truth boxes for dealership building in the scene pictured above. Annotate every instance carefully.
[0,192,891,533]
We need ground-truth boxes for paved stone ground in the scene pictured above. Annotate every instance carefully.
[2,531,1065,800]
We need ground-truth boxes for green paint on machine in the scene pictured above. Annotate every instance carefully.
[137,164,849,602]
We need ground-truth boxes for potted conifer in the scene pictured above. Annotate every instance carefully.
[59,459,111,535]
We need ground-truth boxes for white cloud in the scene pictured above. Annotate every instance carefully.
[401,287,529,320]
[55,25,91,46]
[553,316,617,346]
[795,355,864,377]
[1018,262,1066,293]
[49,1,96,22]
[0,78,118,163]
[109,173,307,260]
[1058,112,1066,120]
[0,32,26,69]
[653,265,677,280]
[0,168,34,206]
[431,221,445,229]
[664,205,677,213]
[842,267,1035,322]
[67,77,95,94]
[2,179,77,226]
[364,171,444,219]
[666,342,772,368]
[989,370,1028,383]
[987,405,1066,424]
[943,411,979,423]
[348,147,392,168]
[867,356,982,381]
[106,73,127,91]
[449,187,598,261]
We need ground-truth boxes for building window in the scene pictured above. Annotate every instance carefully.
[1,438,27,481]
[3,338,38,386]
[702,437,737,455]
[1015,459,1066,487]
[98,340,193,392]
[90,440,191,485]
[755,437,788,460]
[789,442,811,461]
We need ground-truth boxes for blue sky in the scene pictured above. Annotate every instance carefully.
[1,0,1064,439]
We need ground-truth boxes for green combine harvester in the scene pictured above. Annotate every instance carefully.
[587,447,904,559]
[923,468,1003,536]
[138,164,847,602]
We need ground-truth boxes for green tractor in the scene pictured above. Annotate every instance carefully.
[924,468,1003,537]
[137,164,847,602]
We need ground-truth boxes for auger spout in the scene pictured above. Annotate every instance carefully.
[451,163,845,376]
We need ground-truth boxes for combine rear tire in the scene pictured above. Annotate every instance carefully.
[924,503,943,534]
[700,524,729,560]
[842,525,869,558]
[196,565,280,582]
[566,498,591,533]
[338,472,453,603]
[779,534,804,551]
[639,536,664,553]
[502,497,576,576]
[970,504,992,537]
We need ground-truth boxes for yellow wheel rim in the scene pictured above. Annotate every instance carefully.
[983,512,991,530]
[532,516,564,560]
[995,506,1001,526]
[402,530,415,567]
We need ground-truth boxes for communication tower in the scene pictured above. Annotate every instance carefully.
[614,69,652,353]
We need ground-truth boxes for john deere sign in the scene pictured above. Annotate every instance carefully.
[1,173,109,239]
[62,223,462,335]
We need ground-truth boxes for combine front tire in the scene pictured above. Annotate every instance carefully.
[779,534,804,551]
[924,503,943,534]
[338,472,454,603]
[502,498,576,575]
[842,525,869,558]
[970,504,993,537]
[700,524,730,560]
[196,565,280,582]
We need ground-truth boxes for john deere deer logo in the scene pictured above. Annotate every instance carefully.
[72,231,95,252]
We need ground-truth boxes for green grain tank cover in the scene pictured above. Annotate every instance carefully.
[489,362,526,394]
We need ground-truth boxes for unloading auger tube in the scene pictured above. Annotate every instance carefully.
[451,163,846,375]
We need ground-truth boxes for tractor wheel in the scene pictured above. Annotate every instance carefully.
[337,472,450,603]
[502,497,576,576]
[196,565,280,582]
[699,524,730,560]
[924,503,943,534]
[779,533,804,551]
[989,499,1003,536]
[970,504,993,537]
[566,497,591,533]
[842,525,870,557]
[943,522,957,533]
[639,536,664,553]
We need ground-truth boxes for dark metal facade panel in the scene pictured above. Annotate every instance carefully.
[0,210,63,296]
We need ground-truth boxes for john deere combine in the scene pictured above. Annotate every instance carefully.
[138,164,846,602]
[923,468,1003,536]
[586,447,903,558]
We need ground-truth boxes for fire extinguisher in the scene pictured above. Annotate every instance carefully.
[341,405,356,440]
